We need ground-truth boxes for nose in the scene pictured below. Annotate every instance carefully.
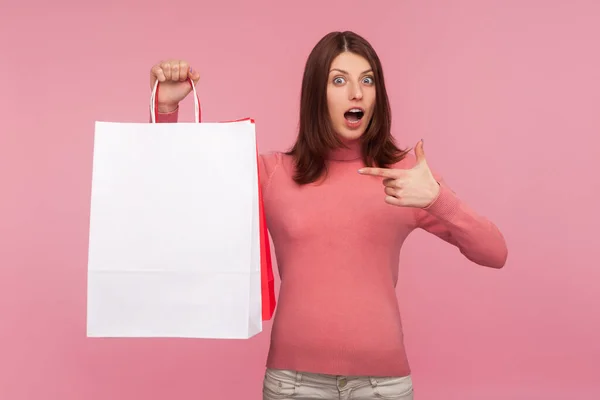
[349,82,363,100]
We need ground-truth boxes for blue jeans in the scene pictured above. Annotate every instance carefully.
[263,368,414,400]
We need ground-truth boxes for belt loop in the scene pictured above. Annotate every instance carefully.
[295,371,303,387]
[369,377,378,388]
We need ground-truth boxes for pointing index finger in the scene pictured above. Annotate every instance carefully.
[358,167,398,178]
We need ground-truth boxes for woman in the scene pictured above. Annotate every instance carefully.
[149,31,507,400]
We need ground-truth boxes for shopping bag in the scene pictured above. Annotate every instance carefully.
[86,79,275,339]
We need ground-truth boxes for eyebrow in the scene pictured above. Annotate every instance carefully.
[329,68,373,75]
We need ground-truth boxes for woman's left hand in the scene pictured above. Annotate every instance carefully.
[358,140,440,208]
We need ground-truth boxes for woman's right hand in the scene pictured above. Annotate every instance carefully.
[150,60,200,113]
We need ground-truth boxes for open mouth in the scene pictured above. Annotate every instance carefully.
[344,108,364,123]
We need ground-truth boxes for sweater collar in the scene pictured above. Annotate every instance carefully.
[327,139,362,161]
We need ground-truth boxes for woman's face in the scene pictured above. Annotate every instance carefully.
[326,51,376,142]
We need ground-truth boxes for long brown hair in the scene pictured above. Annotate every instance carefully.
[286,31,409,185]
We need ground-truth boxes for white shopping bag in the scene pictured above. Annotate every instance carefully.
[86,81,265,339]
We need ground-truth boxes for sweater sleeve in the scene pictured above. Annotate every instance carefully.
[415,173,508,269]
[151,107,179,123]
[257,152,281,195]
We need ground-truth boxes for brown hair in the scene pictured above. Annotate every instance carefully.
[286,30,409,185]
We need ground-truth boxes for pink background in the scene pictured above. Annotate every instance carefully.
[2,0,599,399]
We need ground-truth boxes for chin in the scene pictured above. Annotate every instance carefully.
[334,119,369,142]
[337,129,364,142]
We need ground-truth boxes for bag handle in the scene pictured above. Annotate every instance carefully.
[149,78,202,123]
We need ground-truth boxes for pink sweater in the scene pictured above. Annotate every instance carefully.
[157,109,508,377]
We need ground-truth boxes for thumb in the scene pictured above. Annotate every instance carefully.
[189,67,200,85]
[414,139,426,164]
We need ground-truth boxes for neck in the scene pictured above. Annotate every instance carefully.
[328,138,362,161]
